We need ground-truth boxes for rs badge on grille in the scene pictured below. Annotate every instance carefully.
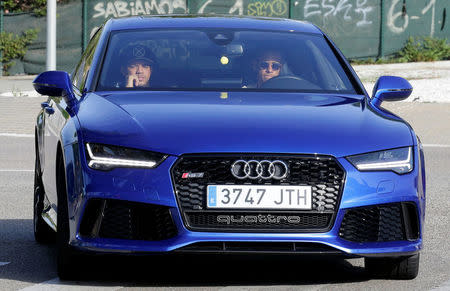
[182,172,205,179]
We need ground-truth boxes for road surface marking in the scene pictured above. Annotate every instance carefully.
[423,144,450,148]
[0,90,40,98]
[20,277,122,291]
[0,262,10,266]
[432,277,450,290]
[0,133,34,138]
[0,170,33,172]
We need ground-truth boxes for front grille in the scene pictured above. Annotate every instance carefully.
[171,154,345,232]
[339,203,407,243]
[80,199,177,241]
[176,242,345,254]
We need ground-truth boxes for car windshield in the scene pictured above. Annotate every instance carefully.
[97,28,357,94]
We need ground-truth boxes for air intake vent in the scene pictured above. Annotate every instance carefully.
[339,203,419,243]
[80,199,177,241]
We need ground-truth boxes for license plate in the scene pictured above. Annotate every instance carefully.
[207,185,312,209]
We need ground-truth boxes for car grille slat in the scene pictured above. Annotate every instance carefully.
[171,155,345,232]
[176,242,345,254]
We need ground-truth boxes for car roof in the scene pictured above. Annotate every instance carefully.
[106,15,323,35]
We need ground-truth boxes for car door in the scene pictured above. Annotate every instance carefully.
[41,28,103,210]
[41,97,70,207]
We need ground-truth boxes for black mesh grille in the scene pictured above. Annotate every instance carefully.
[80,199,177,241]
[171,155,345,232]
[339,203,406,243]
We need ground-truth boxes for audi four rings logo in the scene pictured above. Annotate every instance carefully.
[231,160,289,180]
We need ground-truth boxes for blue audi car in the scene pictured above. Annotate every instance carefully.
[33,15,425,280]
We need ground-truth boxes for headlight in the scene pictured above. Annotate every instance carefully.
[346,147,413,174]
[85,143,167,170]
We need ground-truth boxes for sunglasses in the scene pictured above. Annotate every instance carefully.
[259,61,282,71]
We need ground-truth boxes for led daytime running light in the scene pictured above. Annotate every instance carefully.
[355,147,411,170]
[86,143,157,168]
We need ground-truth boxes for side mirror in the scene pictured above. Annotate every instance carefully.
[33,71,77,108]
[371,76,412,107]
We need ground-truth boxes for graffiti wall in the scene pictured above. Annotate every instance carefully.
[2,0,449,74]
[89,0,187,37]
[291,0,381,58]
[189,0,288,17]
[383,0,448,56]
[87,0,448,60]
[88,0,291,37]
[291,0,448,58]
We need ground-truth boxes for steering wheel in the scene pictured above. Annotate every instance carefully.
[261,75,321,90]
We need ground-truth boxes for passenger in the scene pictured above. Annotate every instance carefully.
[120,45,156,88]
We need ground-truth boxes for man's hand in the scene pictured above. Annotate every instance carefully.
[126,73,139,88]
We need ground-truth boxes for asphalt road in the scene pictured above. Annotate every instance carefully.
[0,98,449,290]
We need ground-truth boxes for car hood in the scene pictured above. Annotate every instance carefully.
[77,91,413,157]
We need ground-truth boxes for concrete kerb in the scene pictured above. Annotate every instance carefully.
[0,75,37,97]
[353,61,450,103]
[352,61,450,83]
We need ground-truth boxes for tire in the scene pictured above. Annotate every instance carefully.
[56,154,79,280]
[365,254,420,280]
[34,153,55,244]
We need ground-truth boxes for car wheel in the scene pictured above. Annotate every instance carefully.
[34,154,55,243]
[365,254,420,279]
[56,154,79,280]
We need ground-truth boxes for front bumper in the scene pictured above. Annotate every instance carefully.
[71,206,422,257]
[66,151,425,257]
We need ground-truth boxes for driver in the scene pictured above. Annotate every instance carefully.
[255,50,284,88]
[120,45,156,88]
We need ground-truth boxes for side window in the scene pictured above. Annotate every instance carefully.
[72,27,103,91]
[72,59,86,90]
